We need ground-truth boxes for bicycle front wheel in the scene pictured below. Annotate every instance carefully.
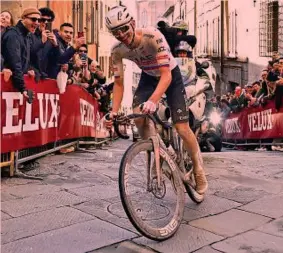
[119,140,185,241]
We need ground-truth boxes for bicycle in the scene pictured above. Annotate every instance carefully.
[109,108,205,241]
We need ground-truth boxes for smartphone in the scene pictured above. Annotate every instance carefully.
[80,53,87,61]
[46,22,52,32]
[78,31,84,38]
[27,90,34,104]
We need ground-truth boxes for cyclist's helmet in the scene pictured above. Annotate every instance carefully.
[172,19,188,31]
[105,6,133,30]
[174,41,191,54]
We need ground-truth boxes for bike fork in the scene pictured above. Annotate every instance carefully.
[149,136,162,189]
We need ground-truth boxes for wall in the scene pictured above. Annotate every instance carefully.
[1,1,47,23]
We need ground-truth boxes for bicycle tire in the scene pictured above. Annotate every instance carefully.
[119,139,185,241]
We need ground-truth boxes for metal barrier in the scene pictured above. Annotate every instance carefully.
[0,135,119,177]
[1,152,15,176]
[223,138,283,148]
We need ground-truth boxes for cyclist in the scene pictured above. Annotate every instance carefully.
[104,6,208,194]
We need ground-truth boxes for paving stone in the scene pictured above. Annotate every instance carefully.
[1,211,12,221]
[93,241,156,253]
[194,246,222,253]
[1,207,94,244]
[1,219,137,253]
[239,193,283,218]
[206,178,239,195]
[190,209,271,237]
[68,182,119,200]
[74,199,137,233]
[215,186,268,204]
[1,191,88,217]
[134,224,223,253]
[1,192,18,202]
[183,207,209,222]
[186,194,242,216]
[256,217,283,238]
[212,230,283,253]
[1,183,61,198]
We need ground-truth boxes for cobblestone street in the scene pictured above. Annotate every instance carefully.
[1,139,283,253]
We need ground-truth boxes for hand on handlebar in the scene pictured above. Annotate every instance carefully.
[104,112,117,130]
[141,100,157,114]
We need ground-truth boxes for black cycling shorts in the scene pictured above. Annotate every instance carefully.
[132,66,190,124]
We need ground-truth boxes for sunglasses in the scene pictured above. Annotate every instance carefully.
[40,18,51,23]
[26,17,40,23]
[79,50,87,53]
[110,25,130,36]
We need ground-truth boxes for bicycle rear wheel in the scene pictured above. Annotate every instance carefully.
[119,140,185,241]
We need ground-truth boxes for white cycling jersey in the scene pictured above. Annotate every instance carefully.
[111,27,177,78]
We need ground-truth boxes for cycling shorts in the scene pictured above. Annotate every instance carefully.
[132,66,190,124]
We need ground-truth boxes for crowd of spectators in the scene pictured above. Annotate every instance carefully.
[1,7,113,112]
[217,55,283,116]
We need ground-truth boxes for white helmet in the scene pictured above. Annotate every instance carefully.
[105,6,133,30]
[174,41,191,53]
[172,19,188,30]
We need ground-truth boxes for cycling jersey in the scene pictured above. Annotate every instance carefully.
[111,27,177,78]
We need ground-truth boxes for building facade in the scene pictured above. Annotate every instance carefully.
[163,0,283,94]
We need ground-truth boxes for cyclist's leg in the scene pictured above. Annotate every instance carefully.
[165,66,208,194]
[132,72,158,139]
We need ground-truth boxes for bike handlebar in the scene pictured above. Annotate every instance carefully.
[106,111,172,140]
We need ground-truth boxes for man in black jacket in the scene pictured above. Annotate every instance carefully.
[46,23,85,79]
[30,7,59,78]
[2,8,41,97]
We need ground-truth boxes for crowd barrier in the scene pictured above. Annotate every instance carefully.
[222,99,283,146]
[1,74,114,176]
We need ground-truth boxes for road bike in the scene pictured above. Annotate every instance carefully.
[109,108,205,241]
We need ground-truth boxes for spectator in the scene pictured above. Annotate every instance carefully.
[46,22,85,79]
[1,10,14,79]
[87,60,106,97]
[252,81,263,98]
[89,60,106,85]
[68,55,90,88]
[1,8,41,96]
[78,44,93,66]
[0,10,14,32]
[30,7,58,78]
[230,86,248,112]
[220,98,231,119]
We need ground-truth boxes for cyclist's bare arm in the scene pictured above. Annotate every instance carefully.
[111,50,124,114]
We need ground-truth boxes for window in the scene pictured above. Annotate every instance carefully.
[259,0,282,57]
[86,1,95,44]
[100,1,103,29]
[141,9,147,28]
[228,10,237,57]
[212,17,220,56]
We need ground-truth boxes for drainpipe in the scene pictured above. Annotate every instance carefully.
[220,0,225,78]
[194,0,197,56]
[96,0,99,61]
